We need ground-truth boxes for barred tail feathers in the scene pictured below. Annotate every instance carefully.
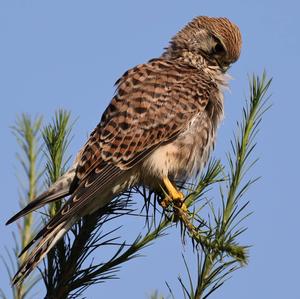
[6,166,77,225]
[12,217,76,285]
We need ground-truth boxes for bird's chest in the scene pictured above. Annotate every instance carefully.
[169,113,216,180]
[143,112,216,182]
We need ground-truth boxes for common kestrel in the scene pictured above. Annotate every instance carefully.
[7,16,242,284]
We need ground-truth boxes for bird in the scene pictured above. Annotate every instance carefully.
[6,16,242,285]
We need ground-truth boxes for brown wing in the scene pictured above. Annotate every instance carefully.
[77,59,213,179]
[22,59,216,253]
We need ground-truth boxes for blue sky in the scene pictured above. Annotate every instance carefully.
[0,1,299,298]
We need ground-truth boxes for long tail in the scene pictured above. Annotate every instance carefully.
[12,217,76,285]
[6,161,79,285]
[6,165,77,225]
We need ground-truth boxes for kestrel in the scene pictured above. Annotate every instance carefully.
[6,16,242,284]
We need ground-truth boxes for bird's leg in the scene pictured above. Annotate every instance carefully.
[160,177,187,212]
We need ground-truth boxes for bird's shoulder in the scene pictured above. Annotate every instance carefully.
[114,58,215,89]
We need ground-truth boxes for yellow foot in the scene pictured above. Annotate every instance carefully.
[180,202,188,212]
[162,177,184,200]
[160,177,185,209]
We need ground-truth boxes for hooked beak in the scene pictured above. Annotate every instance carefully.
[221,64,231,73]
[214,58,230,73]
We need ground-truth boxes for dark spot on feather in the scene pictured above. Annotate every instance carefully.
[124,80,131,88]
[177,112,184,119]
[125,150,132,157]
[149,134,155,141]
[114,152,122,159]
[171,123,178,130]
[109,120,117,128]
[109,103,117,113]
[102,129,111,138]
[132,78,139,86]
[119,122,130,130]
[102,151,110,157]
[190,102,198,110]
[134,106,147,114]
[114,78,121,86]
[115,135,123,141]
[148,58,159,63]
[118,88,125,96]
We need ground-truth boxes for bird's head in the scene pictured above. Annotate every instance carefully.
[165,16,242,72]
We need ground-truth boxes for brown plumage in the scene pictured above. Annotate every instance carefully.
[6,16,242,285]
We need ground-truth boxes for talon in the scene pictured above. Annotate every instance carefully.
[160,196,171,209]
[172,203,188,223]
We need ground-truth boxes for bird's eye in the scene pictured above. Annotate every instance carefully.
[214,43,225,54]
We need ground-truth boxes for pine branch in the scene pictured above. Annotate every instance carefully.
[41,110,74,296]
[42,110,73,215]
[149,291,165,299]
[1,114,43,299]
[192,72,271,299]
